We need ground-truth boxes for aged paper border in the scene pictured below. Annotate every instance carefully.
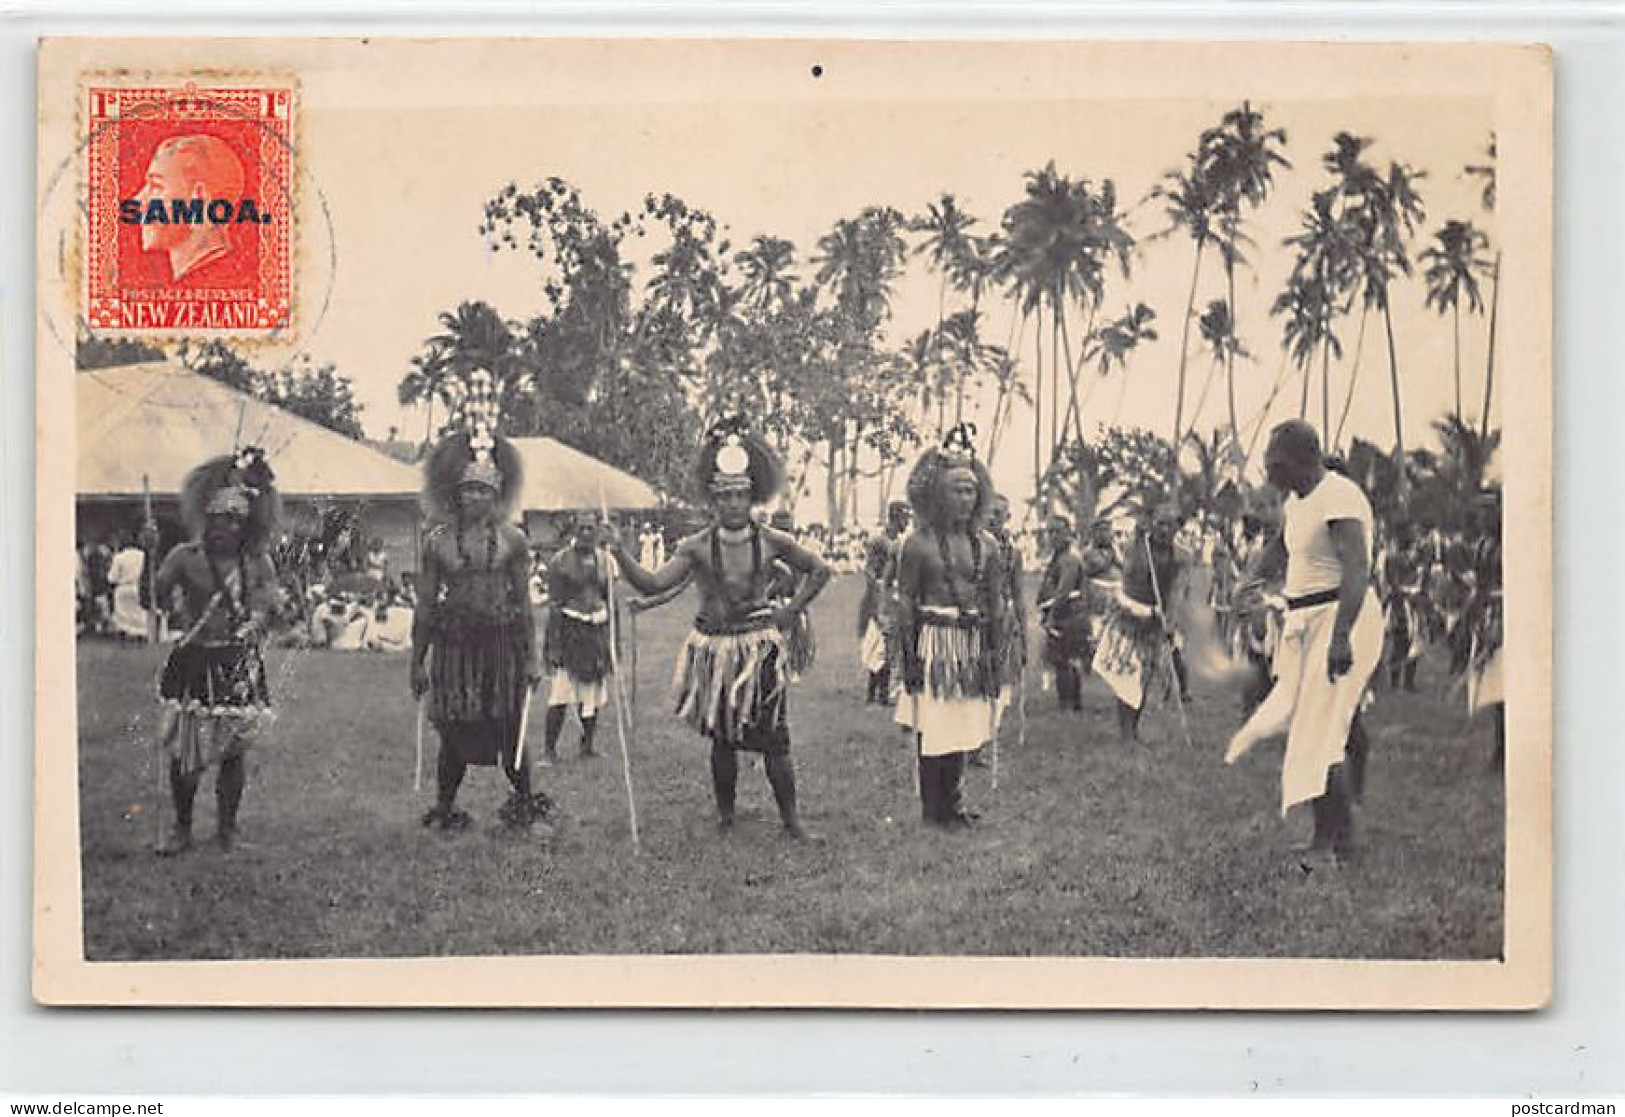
[32,37,1553,1009]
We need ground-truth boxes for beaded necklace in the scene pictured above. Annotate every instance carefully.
[936,527,985,615]
[710,522,763,615]
[454,521,499,572]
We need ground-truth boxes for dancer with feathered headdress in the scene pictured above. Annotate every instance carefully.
[893,423,1006,828]
[151,446,288,855]
[410,371,547,833]
[610,416,831,839]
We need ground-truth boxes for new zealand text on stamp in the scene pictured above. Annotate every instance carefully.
[84,82,294,335]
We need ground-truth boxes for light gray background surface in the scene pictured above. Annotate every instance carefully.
[1,0,1620,1096]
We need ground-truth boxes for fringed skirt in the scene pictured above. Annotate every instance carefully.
[1091,604,1163,712]
[782,610,816,680]
[895,613,999,757]
[157,642,271,775]
[430,618,527,767]
[545,609,612,716]
[673,620,790,752]
[551,609,613,684]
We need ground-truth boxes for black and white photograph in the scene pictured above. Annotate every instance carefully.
[34,38,1553,1008]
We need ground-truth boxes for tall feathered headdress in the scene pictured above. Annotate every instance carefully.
[692,414,782,506]
[906,422,993,532]
[422,369,524,522]
[180,445,281,554]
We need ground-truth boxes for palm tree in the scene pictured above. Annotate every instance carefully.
[947,233,1000,422]
[1420,219,1492,417]
[999,165,1133,495]
[413,300,522,432]
[1270,268,1341,430]
[1198,102,1290,446]
[1429,412,1500,499]
[735,235,799,315]
[911,193,976,324]
[1147,163,1217,441]
[1084,302,1159,429]
[1336,142,1426,463]
[1191,298,1251,446]
[1280,186,1359,442]
[1466,137,1499,440]
[811,207,908,529]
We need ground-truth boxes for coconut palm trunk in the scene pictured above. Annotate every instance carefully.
[1481,252,1500,441]
[1383,301,1405,463]
[1224,264,1241,450]
[1031,311,1045,501]
[1049,301,1063,460]
[1333,306,1371,452]
[1243,349,1294,469]
[1452,300,1463,419]
[825,439,841,534]
[1057,305,1087,447]
[1173,241,1206,440]
[1320,329,1333,446]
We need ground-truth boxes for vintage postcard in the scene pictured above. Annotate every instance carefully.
[34,38,1552,1008]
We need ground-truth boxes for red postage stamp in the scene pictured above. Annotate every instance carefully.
[83,82,295,335]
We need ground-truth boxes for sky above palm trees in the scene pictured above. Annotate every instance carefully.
[303,84,1493,504]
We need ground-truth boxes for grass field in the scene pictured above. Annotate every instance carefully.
[76,574,1504,961]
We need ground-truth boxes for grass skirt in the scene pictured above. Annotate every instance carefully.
[1091,605,1163,712]
[430,616,527,766]
[673,621,790,750]
[157,642,270,775]
[895,613,999,757]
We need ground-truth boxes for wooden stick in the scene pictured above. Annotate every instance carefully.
[514,678,535,771]
[600,492,641,853]
[1143,535,1194,750]
[413,693,426,794]
[989,695,1001,793]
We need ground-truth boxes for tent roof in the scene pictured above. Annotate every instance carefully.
[78,362,422,501]
[509,437,660,513]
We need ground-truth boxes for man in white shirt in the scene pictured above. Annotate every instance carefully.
[107,534,150,641]
[1226,420,1382,866]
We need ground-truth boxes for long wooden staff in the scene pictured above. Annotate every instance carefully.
[989,693,1000,793]
[628,600,640,738]
[600,491,642,853]
[1143,535,1194,750]
[414,691,427,793]
[142,474,158,645]
[413,646,433,792]
[514,679,536,771]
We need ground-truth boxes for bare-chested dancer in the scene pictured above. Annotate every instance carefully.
[610,418,831,839]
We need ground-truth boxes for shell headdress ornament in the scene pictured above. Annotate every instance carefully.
[941,421,978,466]
[707,413,754,494]
[906,420,992,530]
[692,413,783,506]
[421,369,524,522]
[457,369,503,491]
